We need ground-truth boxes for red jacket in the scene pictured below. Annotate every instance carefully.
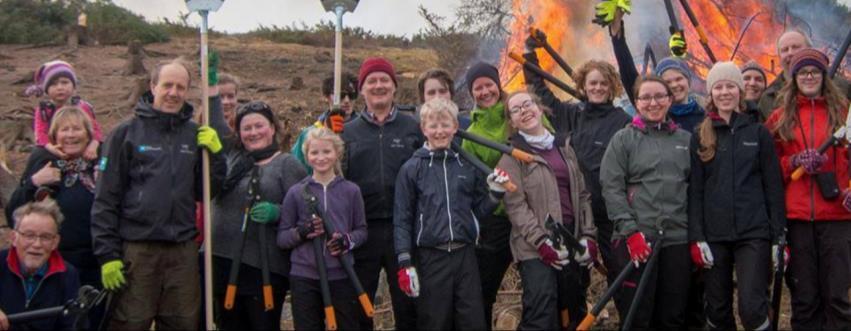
[765,95,851,222]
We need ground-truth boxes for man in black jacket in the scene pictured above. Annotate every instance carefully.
[91,58,226,330]
[342,57,423,330]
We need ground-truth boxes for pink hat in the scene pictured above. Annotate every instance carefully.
[25,60,77,97]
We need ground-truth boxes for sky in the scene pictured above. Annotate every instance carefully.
[113,0,460,37]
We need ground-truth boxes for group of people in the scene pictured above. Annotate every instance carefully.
[1,2,851,330]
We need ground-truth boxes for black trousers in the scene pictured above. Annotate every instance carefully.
[704,239,771,330]
[517,258,589,330]
[211,256,288,331]
[290,276,361,331]
[787,221,851,330]
[612,241,691,330]
[476,214,514,330]
[353,220,417,330]
[416,245,486,330]
[593,206,618,287]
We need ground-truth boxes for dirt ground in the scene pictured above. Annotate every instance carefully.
[0,37,794,330]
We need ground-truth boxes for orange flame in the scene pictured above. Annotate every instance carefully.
[499,0,790,94]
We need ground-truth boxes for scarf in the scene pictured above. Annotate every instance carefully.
[669,95,701,117]
[519,130,555,150]
[221,141,280,195]
[56,158,96,193]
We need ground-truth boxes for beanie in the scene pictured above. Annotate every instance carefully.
[790,48,829,77]
[358,57,397,90]
[706,61,744,91]
[465,62,501,94]
[655,57,692,81]
[740,60,767,82]
[25,60,78,97]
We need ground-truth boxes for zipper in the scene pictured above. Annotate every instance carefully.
[730,125,736,231]
[167,131,176,239]
[378,127,386,213]
[416,214,424,246]
[809,99,816,222]
[323,184,329,256]
[24,274,50,309]
[443,152,454,250]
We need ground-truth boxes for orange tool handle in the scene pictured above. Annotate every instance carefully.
[511,149,535,163]
[577,314,597,330]
[325,306,338,330]
[224,285,237,310]
[358,293,375,317]
[503,180,518,193]
[263,285,274,311]
[791,167,806,181]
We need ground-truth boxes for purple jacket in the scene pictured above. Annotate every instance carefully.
[277,176,367,280]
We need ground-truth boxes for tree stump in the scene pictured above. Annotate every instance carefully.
[125,40,147,76]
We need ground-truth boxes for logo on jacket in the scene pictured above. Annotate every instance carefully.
[390,138,405,149]
[138,145,162,153]
[742,141,758,147]
[179,144,194,155]
[98,157,108,171]
[675,145,689,151]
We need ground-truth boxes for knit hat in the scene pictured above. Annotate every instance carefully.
[655,57,692,81]
[25,60,77,97]
[740,60,767,81]
[465,62,501,94]
[790,48,829,77]
[358,57,397,90]
[706,61,744,91]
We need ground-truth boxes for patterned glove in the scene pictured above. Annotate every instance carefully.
[326,232,352,256]
[841,188,851,212]
[791,149,827,174]
[249,202,280,224]
[486,167,510,194]
[772,244,790,271]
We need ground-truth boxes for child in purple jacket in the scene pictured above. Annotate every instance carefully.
[278,127,367,330]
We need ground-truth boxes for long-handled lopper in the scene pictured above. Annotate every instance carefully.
[302,186,375,318]
[621,229,665,331]
[451,142,518,192]
[224,169,275,311]
[455,130,536,164]
[529,27,576,79]
[507,51,582,99]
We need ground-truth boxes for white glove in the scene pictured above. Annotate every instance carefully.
[486,167,510,193]
[696,241,714,269]
[574,238,593,266]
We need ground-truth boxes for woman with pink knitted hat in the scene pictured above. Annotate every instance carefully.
[765,48,851,330]
[26,60,103,160]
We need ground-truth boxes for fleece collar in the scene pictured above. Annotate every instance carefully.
[6,247,66,280]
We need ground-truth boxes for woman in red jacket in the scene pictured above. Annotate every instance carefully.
[765,48,851,330]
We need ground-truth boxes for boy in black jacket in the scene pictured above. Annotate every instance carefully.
[394,98,508,330]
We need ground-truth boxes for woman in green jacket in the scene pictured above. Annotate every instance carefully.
[600,76,692,329]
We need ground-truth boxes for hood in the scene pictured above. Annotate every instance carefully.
[630,114,679,134]
[135,91,195,131]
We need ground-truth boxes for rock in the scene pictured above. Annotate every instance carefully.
[289,77,304,91]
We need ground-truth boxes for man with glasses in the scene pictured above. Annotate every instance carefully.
[1,199,81,330]
[91,58,226,330]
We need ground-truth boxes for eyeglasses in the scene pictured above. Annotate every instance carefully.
[508,100,536,115]
[636,94,672,104]
[796,70,823,79]
[15,231,57,244]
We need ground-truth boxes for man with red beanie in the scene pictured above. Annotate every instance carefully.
[341,57,423,329]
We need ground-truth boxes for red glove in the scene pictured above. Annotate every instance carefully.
[327,114,345,133]
[690,241,714,269]
[626,232,651,264]
[397,267,420,298]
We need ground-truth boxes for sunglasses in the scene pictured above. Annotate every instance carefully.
[237,101,273,116]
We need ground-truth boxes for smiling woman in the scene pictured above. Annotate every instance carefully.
[4,106,103,327]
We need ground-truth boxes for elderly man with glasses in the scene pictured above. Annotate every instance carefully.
[0,199,81,331]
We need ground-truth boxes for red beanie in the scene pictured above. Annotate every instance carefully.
[358,57,397,90]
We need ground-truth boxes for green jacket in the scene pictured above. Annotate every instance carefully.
[461,102,510,168]
[600,116,692,247]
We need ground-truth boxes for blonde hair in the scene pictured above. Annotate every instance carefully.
[48,106,94,145]
[696,89,747,162]
[302,127,345,175]
[419,98,459,125]
[13,198,63,231]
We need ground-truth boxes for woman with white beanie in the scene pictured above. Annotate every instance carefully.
[688,61,786,330]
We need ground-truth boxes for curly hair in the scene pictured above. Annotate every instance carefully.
[574,60,624,102]
[771,71,849,141]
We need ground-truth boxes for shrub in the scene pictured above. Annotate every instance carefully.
[0,0,74,44]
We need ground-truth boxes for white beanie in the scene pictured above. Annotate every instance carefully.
[706,61,744,91]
